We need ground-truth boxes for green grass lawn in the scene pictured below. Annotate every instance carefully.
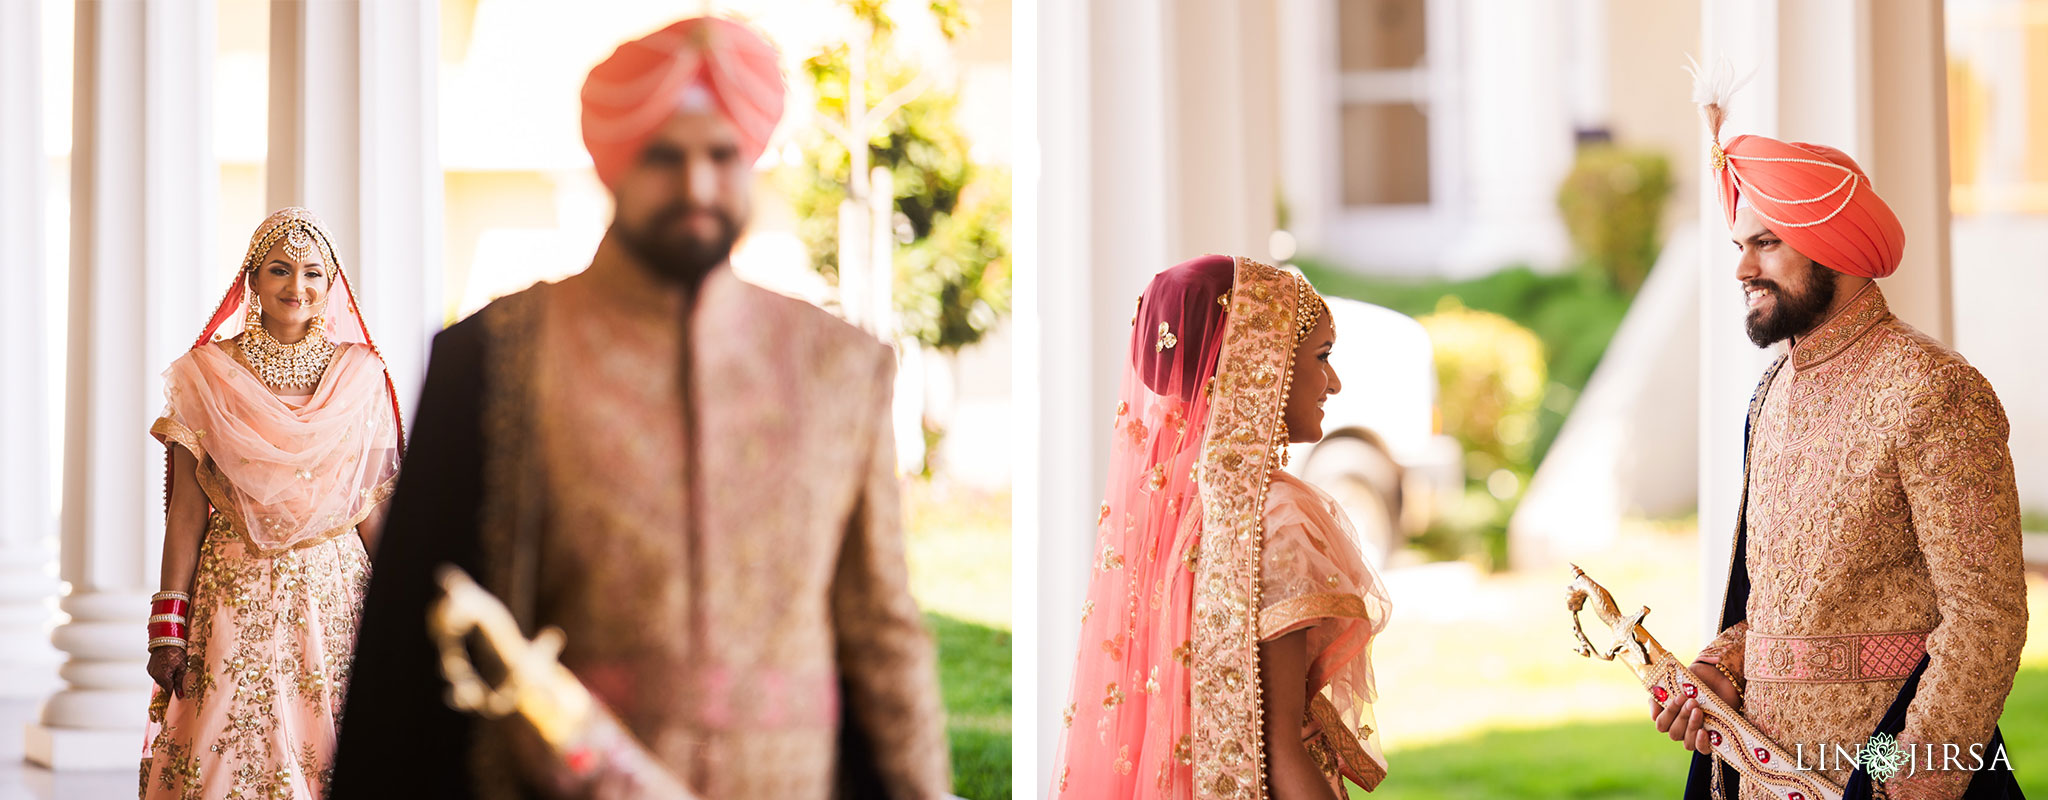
[905,481,1012,799]
[933,613,1012,799]
[1354,665,2048,799]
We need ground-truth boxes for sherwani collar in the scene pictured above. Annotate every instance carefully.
[1788,282,1890,372]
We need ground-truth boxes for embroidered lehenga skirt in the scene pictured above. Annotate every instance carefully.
[140,511,370,800]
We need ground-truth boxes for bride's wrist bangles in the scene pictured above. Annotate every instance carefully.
[149,590,190,651]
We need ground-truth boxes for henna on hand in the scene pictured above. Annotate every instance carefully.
[147,646,188,700]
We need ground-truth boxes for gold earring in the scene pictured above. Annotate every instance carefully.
[245,285,262,330]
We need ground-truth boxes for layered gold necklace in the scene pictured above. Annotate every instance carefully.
[242,322,335,390]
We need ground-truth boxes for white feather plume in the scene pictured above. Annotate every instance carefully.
[1683,54,1753,145]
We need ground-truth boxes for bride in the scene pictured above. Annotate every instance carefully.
[1051,254,1392,800]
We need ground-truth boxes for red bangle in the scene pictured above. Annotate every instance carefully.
[147,622,187,638]
[151,598,190,617]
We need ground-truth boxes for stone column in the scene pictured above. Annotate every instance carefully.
[28,0,218,768]
[268,0,442,420]
[1019,0,1173,792]
[1444,0,1574,275]
[1695,0,1954,633]
[1165,0,1280,260]
[1023,0,1295,793]
[0,0,62,701]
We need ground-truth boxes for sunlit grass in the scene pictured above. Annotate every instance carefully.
[1355,665,2048,799]
[932,613,1012,800]
[1356,519,2048,798]
[904,479,1012,799]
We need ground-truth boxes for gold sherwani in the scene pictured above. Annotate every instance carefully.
[332,260,950,799]
[1698,285,2027,800]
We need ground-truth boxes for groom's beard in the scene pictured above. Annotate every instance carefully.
[613,203,742,289]
[1745,261,1839,348]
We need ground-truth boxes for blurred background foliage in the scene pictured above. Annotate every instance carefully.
[1297,144,1671,567]
[780,0,1012,355]
[784,4,1011,795]
[1557,147,1675,294]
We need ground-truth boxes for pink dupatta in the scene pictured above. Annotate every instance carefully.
[1052,256,1390,799]
[151,207,404,554]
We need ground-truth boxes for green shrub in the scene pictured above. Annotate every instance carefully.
[895,171,1012,353]
[781,32,1011,355]
[1556,146,1674,294]
[1296,263,1629,466]
[1416,300,1547,476]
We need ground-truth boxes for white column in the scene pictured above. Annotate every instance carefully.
[29,0,217,769]
[0,0,62,701]
[1021,0,1171,792]
[1275,0,1339,254]
[1695,0,1954,634]
[1443,0,1574,275]
[1696,0,1783,636]
[1866,1,1953,340]
[1165,0,1280,260]
[1023,0,1298,791]
[267,0,442,422]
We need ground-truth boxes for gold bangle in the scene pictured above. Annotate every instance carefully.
[148,613,188,625]
[151,590,191,603]
[148,637,189,652]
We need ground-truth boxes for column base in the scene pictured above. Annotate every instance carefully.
[24,721,146,770]
[0,660,61,699]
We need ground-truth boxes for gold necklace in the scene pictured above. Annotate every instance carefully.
[242,323,335,390]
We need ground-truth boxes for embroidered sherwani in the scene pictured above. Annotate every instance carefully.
[330,261,951,799]
[1696,285,2027,800]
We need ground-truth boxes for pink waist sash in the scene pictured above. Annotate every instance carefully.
[1744,629,1930,684]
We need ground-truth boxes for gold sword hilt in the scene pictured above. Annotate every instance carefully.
[428,565,595,749]
[1565,563,1671,683]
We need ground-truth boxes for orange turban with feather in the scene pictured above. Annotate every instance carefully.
[1689,59,1906,279]
[580,17,786,188]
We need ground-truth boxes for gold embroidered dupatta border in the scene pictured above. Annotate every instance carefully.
[151,401,398,557]
[1190,257,1299,800]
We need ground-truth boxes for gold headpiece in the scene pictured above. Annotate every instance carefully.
[1291,272,1329,345]
[242,207,342,276]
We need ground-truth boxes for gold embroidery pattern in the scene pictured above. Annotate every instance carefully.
[1257,592,1372,640]
[1717,286,2026,798]
[151,415,397,558]
[141,510,369,800]
[1307,695,1384,791]
[1743,629,1930,684]
[468,271,949,797]
[1190,257,1298,800]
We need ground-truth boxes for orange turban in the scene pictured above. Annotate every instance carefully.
[580,17,786,188]
[1713,135,1905,279]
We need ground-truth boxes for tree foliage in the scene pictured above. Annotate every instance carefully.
[783,1,1009,353]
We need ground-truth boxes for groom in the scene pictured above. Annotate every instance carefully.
[330,17,950,798]
[1651,129,2028,798]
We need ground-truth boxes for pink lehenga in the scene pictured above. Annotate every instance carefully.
[1051,255,1391,800]
[140,208,404,800]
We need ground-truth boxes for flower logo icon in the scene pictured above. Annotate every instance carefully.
[1859,732,1910,783]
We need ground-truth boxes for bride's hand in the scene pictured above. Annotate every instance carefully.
[147,646,187,699]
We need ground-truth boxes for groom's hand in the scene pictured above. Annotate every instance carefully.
[1648,661,1738,753]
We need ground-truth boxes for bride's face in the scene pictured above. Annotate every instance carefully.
[1283,312,1339,443]
[247,240,332,332]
